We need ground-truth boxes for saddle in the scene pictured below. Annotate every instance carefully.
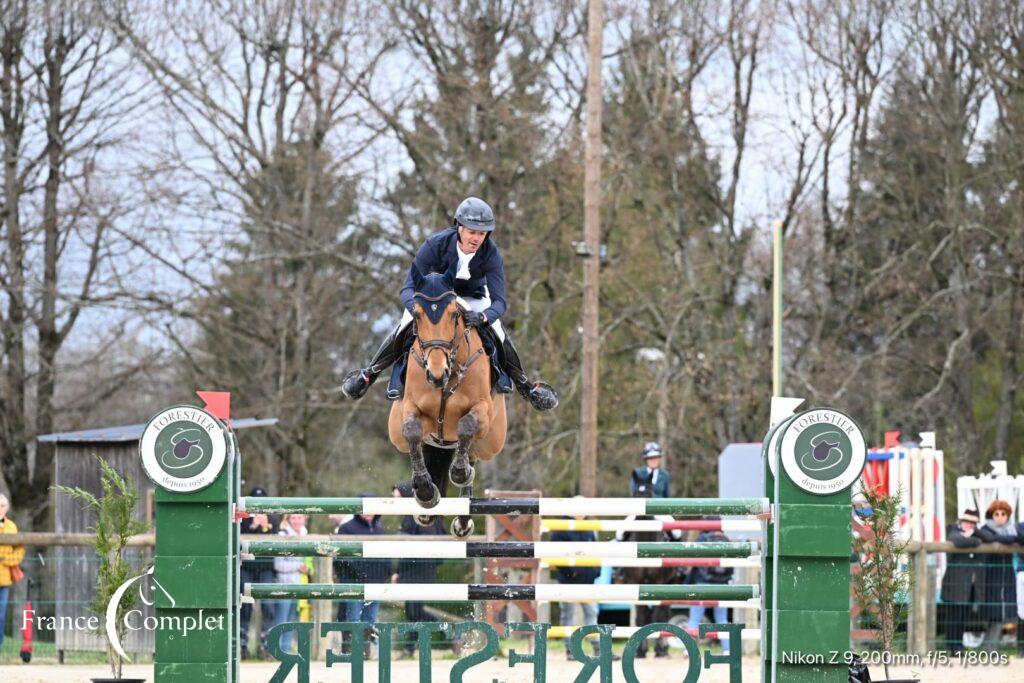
[387,324,512,400]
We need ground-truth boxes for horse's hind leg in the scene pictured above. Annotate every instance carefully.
[416,445,452,527]
[402,413,439,509]
[451,466,475,538]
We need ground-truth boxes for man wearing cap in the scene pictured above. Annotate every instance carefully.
[339,196,558,411]
[630,442,672,498]
[239,486,279,658]
[940,509,986,653]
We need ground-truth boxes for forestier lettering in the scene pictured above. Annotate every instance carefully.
[266,621,744,683]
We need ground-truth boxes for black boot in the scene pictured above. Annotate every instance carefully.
[500,334,559,411]
[341,324,410,399]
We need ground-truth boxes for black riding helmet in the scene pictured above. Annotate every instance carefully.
[453,196,495,232]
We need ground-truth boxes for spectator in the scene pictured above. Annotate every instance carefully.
[273,513,309,654]
[630,442,671,498]
[976,500,1022,647]
[239,486,279,659]
[940,509,985,652]
[617,486,676,658]
[0,494,26,651]
[392,483,446,659]
[687,518,734,655]
[550,503,604,661]
[335,495,389,657]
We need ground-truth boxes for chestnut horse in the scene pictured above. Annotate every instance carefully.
[388,266,507,537]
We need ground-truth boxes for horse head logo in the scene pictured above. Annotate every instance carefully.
[106,566,175,661]
[159,428,206,470]
[798,430,845,473]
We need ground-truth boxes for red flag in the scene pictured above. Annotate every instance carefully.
[197,391,231,425]
[883,431,901,449]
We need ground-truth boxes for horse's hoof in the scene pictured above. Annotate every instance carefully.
[415,482,440,509]
[449,461,475,487]
[451,517,474,538]
[415,514,437,527]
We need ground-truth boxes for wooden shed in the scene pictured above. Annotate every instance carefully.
[38,416,276,658]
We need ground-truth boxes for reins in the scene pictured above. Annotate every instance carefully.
[410,306,486,443]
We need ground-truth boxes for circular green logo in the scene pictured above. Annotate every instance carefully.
[776,408,866,496]
[792,425,853,481]
[140,405,227,492]
[152,420,215,480]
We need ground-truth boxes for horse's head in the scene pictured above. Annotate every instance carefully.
[631,470,655,499]
[410,264,464,389]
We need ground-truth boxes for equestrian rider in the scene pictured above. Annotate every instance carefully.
[630,442,672,498]
[340,197,559,411]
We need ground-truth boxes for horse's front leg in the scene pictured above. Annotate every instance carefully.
[402,408,440,509]
[449,402,490,487]
[450,471,476,538]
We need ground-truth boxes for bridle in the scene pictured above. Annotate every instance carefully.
[409,293,486,442]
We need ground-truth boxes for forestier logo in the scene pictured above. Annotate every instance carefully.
[263,621,745,683]
[140,405,228,492]
[778,408,866,496]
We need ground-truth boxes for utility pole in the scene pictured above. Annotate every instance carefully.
[772,220,783,397]
[580,0,603,497]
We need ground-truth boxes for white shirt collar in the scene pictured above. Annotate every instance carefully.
[455,243,475,280]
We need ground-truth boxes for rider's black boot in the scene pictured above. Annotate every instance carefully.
[341,325,410,400]
[500,334,559,411]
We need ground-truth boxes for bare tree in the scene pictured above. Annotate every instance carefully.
[109,0,393,494]
[1,0,147,527]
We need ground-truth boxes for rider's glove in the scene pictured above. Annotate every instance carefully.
[464,311,489,328]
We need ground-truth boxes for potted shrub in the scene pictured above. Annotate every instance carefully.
[54,458,149,682]
[851,485,918,683]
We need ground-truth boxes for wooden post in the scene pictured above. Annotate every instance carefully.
[580,0,603,498]
[312,556,334,660]
[909,546,929,656]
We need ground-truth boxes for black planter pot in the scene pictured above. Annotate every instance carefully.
[90,678,146,683]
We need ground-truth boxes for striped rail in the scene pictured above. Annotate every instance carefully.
[238,496,771,518]
[243,583,759,602]
[637,599,761,608]
[540,557,761,568]
[241,539,758,559]
[547,626,761,641]
[541,519,764,533]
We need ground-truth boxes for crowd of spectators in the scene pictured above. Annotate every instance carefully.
[940,500,1024,652]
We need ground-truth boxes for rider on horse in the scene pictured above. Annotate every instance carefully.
[341,196,559,411]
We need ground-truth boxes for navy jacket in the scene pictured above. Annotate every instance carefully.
[400,227,507,323]
[334,515,391,584]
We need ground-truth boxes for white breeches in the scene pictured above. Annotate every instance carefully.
[400,291,505,342]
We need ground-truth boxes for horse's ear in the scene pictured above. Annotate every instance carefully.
[443,257,459,286]
[411,264,424,291]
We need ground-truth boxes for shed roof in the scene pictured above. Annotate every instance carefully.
[37,417,278,443]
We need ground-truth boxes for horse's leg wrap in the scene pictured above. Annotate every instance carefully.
[403,416,439,509]
[449,412,479,487]
[451,471,475,538]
